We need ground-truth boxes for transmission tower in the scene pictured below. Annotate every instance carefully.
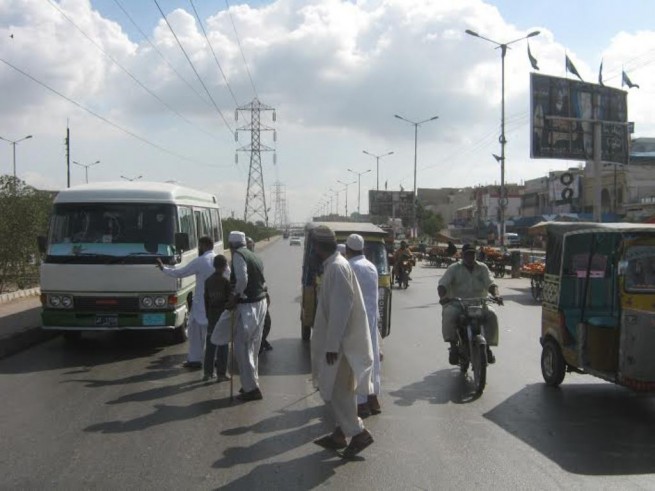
[271,180,289,229]
[236,98,276,226]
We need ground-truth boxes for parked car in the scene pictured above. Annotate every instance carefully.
[290,235,301,245]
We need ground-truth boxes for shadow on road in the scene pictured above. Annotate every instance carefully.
[258,338,311,376]
[0,331,172,374]
[215,450,347,490]
[499,287,540,307]
[389,369,483,405]
[484,382,655,475]
[84,396,234,433]
[222,405,324,436]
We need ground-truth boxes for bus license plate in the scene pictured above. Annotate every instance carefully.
[143,313,166,326]
[95,314,118,327]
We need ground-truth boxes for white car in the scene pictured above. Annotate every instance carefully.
[290,236,302,246]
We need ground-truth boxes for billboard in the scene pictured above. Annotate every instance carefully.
[549,172,580,203]
[369,190,414,225]
[530,73,628,164]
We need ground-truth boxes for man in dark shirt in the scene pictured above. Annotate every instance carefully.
[203,255,232,382]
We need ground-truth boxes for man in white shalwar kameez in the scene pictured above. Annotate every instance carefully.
[310,226,375,459]
[345,234,382,418]
[211,231,268,401]
[157,236,215,369]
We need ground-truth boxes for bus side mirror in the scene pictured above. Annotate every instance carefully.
[175,233,189,253]
[37,235,47,254]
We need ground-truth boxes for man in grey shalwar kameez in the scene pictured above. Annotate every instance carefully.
[311,226,375,459]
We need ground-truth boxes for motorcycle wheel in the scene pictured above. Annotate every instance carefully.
[471,342,487,396]
[458,346,469,373]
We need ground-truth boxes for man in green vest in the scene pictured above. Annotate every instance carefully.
[218,231,268,401]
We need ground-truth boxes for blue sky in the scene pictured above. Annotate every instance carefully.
[1,1,653,221]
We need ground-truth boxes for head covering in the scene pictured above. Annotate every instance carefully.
[228,231,246,247]
[461,243,476,255]
[336,243,346,255]
[346,233,364,251]
[312,225,336,244]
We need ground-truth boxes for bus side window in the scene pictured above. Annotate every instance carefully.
[179,206,197,249]
[195,208,212,238]
[210,208,222,243]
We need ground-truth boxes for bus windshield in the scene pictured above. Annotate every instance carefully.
[47,203,176,262]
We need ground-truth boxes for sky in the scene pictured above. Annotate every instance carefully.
[0,0,653,223]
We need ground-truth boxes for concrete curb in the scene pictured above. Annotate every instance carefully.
[0,287,41,305]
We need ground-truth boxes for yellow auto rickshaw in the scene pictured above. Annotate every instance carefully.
[537,222,655,391]
[300,222,392,341]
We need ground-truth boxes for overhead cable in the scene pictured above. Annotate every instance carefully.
[153,0,234,135]
[225,0,258,98]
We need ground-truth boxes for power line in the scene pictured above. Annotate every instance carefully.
[153,0,234,135]
[46,0,225,144]
[0,56,229,169]
[225,0,258,98]
[112,0,212,109]
[189,0,239,106]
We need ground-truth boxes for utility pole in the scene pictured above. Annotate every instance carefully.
[236,98,276,227]
[0,134,33,179]
[73,160,100,184]
[66,124,70,188]
[347,168,371,216]
[363,150,394,191]
[337,179,356,217]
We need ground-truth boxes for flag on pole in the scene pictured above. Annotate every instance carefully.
[622,70,640,89]
[565,54,583,81]
[527,42,539,70]
[598,59,604,86]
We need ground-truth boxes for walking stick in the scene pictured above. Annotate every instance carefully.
[229,309,236,401]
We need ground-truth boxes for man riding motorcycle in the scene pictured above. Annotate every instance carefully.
[392,241,414,282]
[437,243,501,365]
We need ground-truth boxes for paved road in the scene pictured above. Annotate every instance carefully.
[1,239,655,489]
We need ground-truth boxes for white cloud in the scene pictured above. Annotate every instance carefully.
[0,0,652,222]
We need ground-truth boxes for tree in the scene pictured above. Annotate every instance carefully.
[0,176,53,292]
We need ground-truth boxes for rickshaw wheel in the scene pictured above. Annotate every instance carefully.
[541,339,566,387]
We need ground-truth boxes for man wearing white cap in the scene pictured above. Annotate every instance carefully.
[310,225,374,459]
[157,236,215,369]
[345,234,382,418]
[212,231,268,401]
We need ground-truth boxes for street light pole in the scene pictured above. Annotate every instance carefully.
[73,160,100,184]
[337,179,356,217]
[0,135,33,179]
[465,28,540,246]
[347,168,371,216]
[394,114,439,238]
[363,150,394,191]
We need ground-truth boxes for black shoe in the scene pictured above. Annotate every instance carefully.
[487,348,496,364]
[182,361,202,370]
[448,348,459,365]
[237,388,263,401]
[262,341,273,351]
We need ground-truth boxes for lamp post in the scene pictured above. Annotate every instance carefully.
[362,150,394,191]
[337,179,356,217]
[394,114,439,238]
[0,134,33,179]
[329,188,341,217]
[120,175,142,182]
[465,28,540,246]
[73,160,100,184]
[347,168,371,216]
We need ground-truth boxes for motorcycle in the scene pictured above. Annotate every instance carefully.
[446,296,503,396]
[395,259,411,289]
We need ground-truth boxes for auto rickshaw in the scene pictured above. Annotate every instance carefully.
[536,222,655,391]
[300,222,392,341]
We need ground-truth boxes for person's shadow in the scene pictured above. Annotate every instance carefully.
[389,369,482,405]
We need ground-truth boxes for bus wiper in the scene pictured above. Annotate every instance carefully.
[57,253,116,263]
[110,252,163,264]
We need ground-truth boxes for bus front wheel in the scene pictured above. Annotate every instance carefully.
[172,314,189,344]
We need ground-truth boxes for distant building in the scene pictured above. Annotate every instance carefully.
[417,187,474,226]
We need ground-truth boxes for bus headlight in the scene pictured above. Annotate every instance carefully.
[47,294,73,309]
[141,296,154,308]
[61,296,73,308]
[154,296,167,308]
[49,295,61,307]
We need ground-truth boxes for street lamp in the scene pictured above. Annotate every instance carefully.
[73,160,100,184]
[337,179,356,217]
[121,175,142,181]
[394,114,439,238]
[329,188,341,217]
[0,134,33,179]
[465,28,540,246]
[363,150,394,191]
[347,168,371,216]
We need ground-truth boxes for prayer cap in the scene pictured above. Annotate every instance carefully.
[346,233,364,251]
[228,231,247,246]
[337,243,346,255]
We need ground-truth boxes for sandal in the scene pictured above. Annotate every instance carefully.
[341,429,374,459]
[314,427,347,450]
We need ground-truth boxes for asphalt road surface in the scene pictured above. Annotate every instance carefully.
[2,238,655,489]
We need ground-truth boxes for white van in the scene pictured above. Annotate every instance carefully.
[38,182,224,342]
[504,232,521,248]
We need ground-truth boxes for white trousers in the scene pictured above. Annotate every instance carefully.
[328,357,365,438]
[357,326,381,405]
[234,299,267,392]
[187,317,207,363]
